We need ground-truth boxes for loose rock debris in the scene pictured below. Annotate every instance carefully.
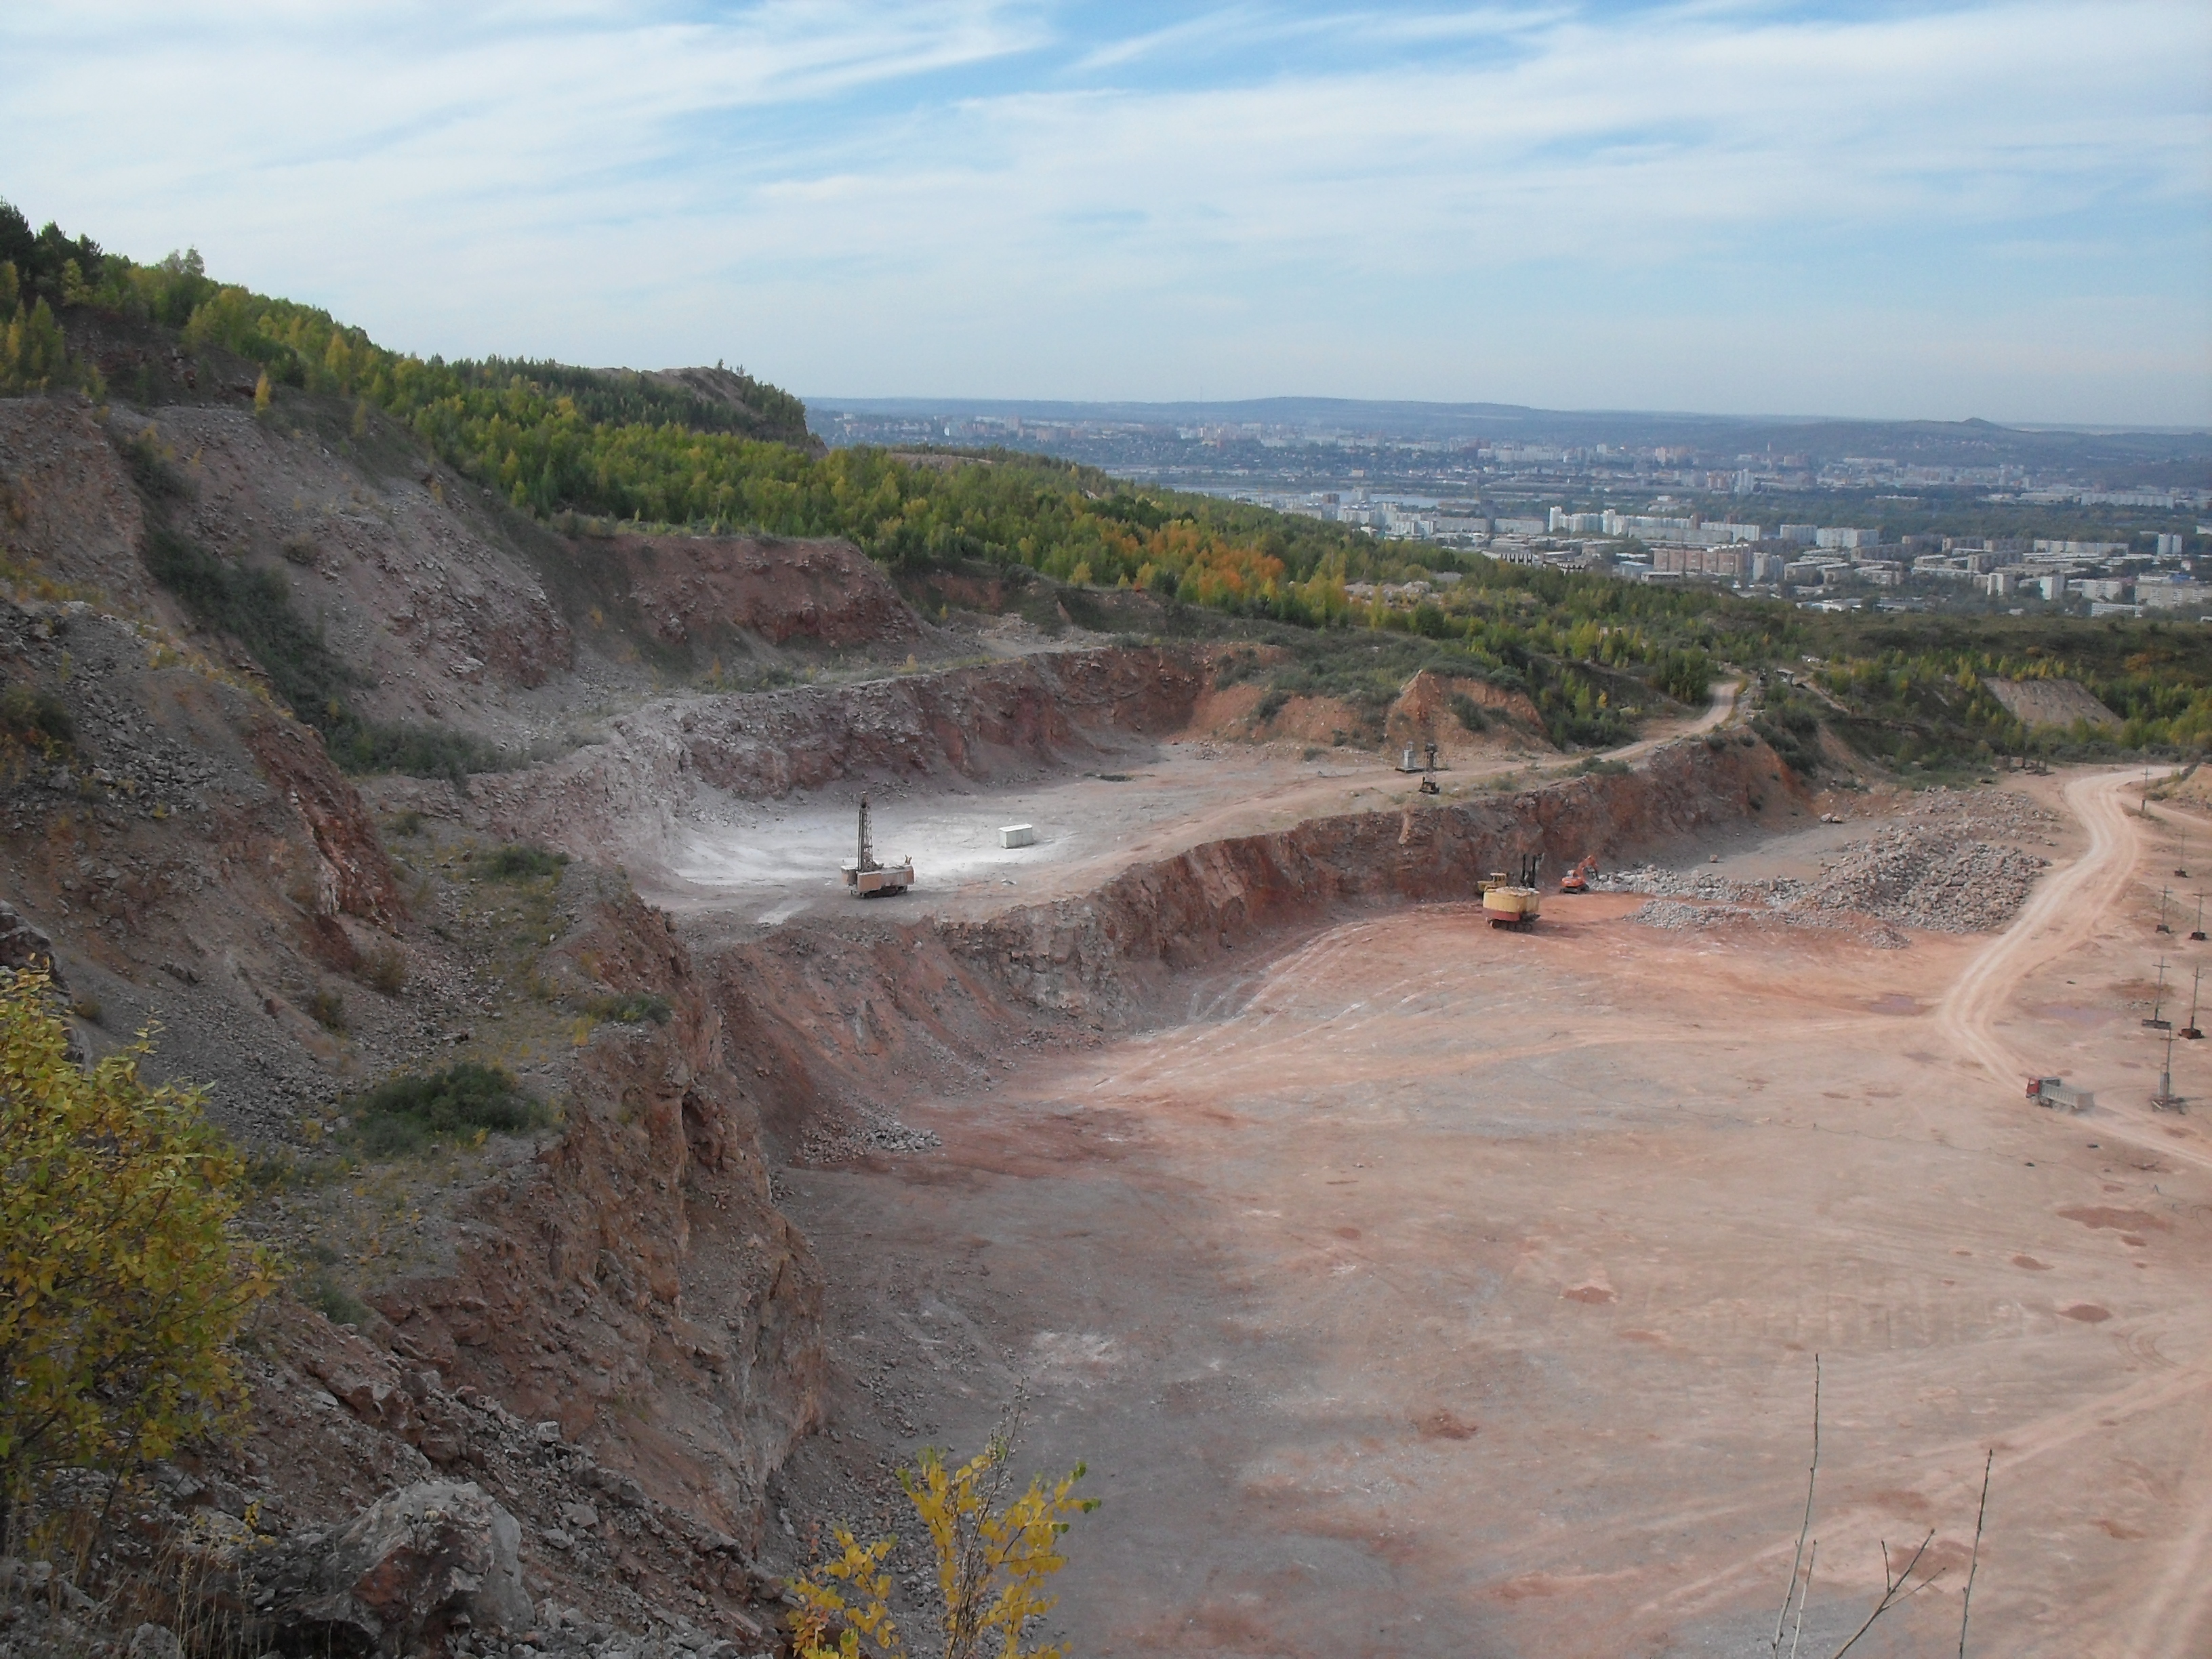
[1600,787,2056,941]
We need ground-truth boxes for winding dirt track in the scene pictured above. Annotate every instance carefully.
[1936,767,2212,1178]
[1931,766,2212,1656]
[1936,768,2144,1087]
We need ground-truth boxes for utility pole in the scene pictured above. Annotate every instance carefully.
[2144,958,2173,1031]
[2152,1036,2186,1112]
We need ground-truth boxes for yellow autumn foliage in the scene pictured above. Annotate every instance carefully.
[793,1430,1098,1659]
[0,972,274,1551]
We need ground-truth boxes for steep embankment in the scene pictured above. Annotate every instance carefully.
[0,391,842,1640]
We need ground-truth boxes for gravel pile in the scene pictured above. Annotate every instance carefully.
[1624,896,1910,949]
[1805,826,2047,933]
[1604,787,2053,941]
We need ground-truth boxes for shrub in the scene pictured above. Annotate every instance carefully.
[1448,691,1488,733]
[361,945,407,997]
[0,971,274,1552]
[474,843,567,881]
[306,985,346,1031]
[348,1062,544,1158]
[305,1273,369,1328]
[0,683,73,754]
[793,1422,1097,1659]
[582,991,671,1026]
[1254,687,1289,722]
[1753,689,1826,777]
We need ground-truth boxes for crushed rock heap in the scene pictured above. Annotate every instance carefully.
[1597,787,2057,941]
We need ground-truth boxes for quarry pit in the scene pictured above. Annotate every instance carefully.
[4,394,2207,1658]
[733,762,2212,1659]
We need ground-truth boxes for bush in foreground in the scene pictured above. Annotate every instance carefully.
[0,972,273,1554]
[794,1424,1096,1659]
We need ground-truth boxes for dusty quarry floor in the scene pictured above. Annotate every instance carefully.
[766,766,2212,1658]
[651,682,1742,928]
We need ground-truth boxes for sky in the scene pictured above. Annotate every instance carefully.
[4,1,2209,426]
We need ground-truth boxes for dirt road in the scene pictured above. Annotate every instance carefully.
[771,767,2212,1657]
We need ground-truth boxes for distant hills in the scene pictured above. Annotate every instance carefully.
[808,395,2212,471]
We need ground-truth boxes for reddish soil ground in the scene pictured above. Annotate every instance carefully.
[773,766,2212,1658]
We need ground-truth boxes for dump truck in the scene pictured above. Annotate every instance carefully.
[842,794,914,898]
[2026,1076,2094,1113]
[1481,854,1543,929]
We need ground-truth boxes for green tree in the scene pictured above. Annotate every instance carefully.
[0,972,274,1554]
[0,295,68,394]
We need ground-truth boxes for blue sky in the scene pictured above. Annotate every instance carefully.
[4,1,2208,424]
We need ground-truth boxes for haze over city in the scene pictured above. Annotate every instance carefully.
[5,0,2208,426]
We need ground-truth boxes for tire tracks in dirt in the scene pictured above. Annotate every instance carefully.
[1933,766,2212,1176]
[1923,766,2212,1656]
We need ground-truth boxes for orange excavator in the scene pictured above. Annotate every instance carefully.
[1560,854,1598,894]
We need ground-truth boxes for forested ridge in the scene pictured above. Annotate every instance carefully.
[7,197,2212,768]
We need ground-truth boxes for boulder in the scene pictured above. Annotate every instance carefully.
[263,1481,530,1656]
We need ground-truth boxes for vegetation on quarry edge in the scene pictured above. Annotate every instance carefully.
[9,197,2212,774]
[0,971,274,1557]
[794,1425,1097,1659]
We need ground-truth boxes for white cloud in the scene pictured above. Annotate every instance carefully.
[1,0,2206,422]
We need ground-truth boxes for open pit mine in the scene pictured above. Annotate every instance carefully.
[2,390,2208,1659]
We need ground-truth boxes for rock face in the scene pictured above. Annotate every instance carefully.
[243,718,407,928]
[366,890,824,1536]
[0,396,160,617]
[1385,668,1547,755]
[611,533,916,651]
[264,1480,531,1656]
[0,900,60,980]
[438,646,1208,869]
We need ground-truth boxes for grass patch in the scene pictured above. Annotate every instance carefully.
[474,842,567,880]
[347,1061,546,1158]
[581,991,672,1025]
[304,1270,369,1327]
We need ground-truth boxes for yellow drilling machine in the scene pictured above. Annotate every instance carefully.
[1480,853,1544,930]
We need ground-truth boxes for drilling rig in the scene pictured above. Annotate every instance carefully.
[1481,853,1544,930]
[842,794,915,898]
